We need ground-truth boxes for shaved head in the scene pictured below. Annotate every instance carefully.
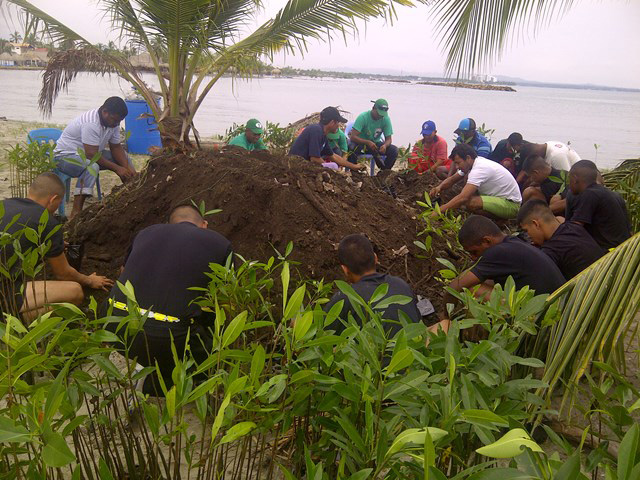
[28,172,65,199]
[169,205,205,225]
[570,160,599,185]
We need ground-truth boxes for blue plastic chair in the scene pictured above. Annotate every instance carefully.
[27,128,102,216]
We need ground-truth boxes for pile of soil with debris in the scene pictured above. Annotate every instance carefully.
[68,150,458,310]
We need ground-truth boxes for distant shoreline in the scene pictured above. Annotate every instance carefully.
[416,81,516,92]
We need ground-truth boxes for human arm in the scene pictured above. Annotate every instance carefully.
[329,153,365,170]
[349,128,377,150]
[429,140,449,172]
[437,183,478,214]
[379,135,392,154]
[47,254,114,290]
[429,171,464,198]
[83,143,134,183]
[110,142,137,174]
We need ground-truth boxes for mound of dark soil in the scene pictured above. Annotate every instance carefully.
[69,150,457,309]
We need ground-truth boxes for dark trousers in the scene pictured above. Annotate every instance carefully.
[347,142,398,170]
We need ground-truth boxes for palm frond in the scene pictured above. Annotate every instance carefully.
[533,233,640,418]
[1,0,94,47]
[430,0,575,78]
[38,48,142,116]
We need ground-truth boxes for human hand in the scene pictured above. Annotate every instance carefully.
[379,144,387,154]
[86,273,114,291]
[429,185,442,198]
[352,162,366,171]
[367,141,378,152]
[117,166,136,183]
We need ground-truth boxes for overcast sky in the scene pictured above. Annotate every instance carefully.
[2,0,639,89]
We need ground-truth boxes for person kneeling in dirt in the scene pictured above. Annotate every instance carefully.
[429,143,522,220]
[0,173,113,320]
[518,200,604,280]
[324,234,421,336]
[289,107,365,171]
[520,155,568,215]
[106,204,232,395]
[54,96,137,219]
[408,120,450,179]
[228,118,268,151]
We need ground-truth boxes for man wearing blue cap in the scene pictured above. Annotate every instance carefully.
[348,99,398,170]
[409,120,450,179]
[455,118,492,158]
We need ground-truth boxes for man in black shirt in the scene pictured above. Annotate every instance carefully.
[518,200,605,279]
[521,155,568,215]
[289,107,365,171]
[566,160,631,250]
[1,173,112,319]
[324,234,421,336]
[488,132,527,176]
[108,204,232,395]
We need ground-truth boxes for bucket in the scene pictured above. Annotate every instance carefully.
[124,99,162,154]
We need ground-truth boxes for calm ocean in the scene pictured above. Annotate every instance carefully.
[1,70,639,169]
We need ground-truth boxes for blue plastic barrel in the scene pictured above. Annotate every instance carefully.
[124,99,162,154]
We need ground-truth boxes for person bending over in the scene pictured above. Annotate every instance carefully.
[228,119,268,151]
[521,155,568,215]
[348,99,398,170]
[429,143,522,220]
[408,120,450,179]
[54,96,137,218]
[0,173,113,319]
[289,107,365,171]
[324,234,421,336]
[107,204,232,395]
[565,160,631,250]
[488,132,527,176]
[518,200,604,279]
[518,140,581,173]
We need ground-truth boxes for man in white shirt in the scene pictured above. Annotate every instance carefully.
[429,143,522,219]
[518,141,581,172]
[54,97,137,218]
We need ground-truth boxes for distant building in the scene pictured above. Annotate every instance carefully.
[0,50,48,67]
[9,43,33,55]
[472,74,498,84]
[128,52,168,69]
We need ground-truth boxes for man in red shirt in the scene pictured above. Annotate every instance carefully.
[408,120,450,179]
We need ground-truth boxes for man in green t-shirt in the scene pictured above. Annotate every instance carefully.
[228,119,268,151]
[348,98,397,170]
[328,128,348,160]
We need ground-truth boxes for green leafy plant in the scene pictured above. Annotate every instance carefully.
[5,140,57,198]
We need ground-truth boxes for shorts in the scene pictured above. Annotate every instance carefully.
[480,196,521,219]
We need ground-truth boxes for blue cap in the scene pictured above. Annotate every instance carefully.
[421,120,436,135]
[454,118,476,134]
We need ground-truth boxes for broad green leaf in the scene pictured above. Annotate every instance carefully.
[250,345,266,385]
[475,428,543,459]
[222,311,247,348]
[42,431,76,467]
[385,349,414,375]
[284,285,306,320]
[467,468,535,480]
[219,421,256,445]
[0,417,30,443]
[461,409,509,428]
[293,311,313,342]
[211,395,231,442]
[165,386,177,418]
[618,423,639,480]
[385,427,448,461]
[98,458,115,480]
[347,469,373,480]
[554,452,581,480]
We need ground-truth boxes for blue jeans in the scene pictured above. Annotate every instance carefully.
[54,150,128,196]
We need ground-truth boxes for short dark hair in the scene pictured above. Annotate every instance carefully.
[101,96,128,117]
[450,143,477,161]
[570,160,599,185]
[29,172,65,199]
[518,143,536,164]
[522,155,549,174]
[507,132,524,147]
[337,234,376,275]
[517,199,556,225]
[169,204,204,224]
[458,215,502,246]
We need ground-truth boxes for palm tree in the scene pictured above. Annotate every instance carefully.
[8,30,21,43]
[2,0,430,147]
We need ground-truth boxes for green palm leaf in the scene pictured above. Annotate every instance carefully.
[430,0,576,78]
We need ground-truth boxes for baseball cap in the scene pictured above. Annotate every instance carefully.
[371,98,389,117]
[421,120,436,135]
[320,106,348,124]
[454,118,476,135]
[246,118,264,134]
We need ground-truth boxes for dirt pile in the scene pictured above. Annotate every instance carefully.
[69,150,456,307]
